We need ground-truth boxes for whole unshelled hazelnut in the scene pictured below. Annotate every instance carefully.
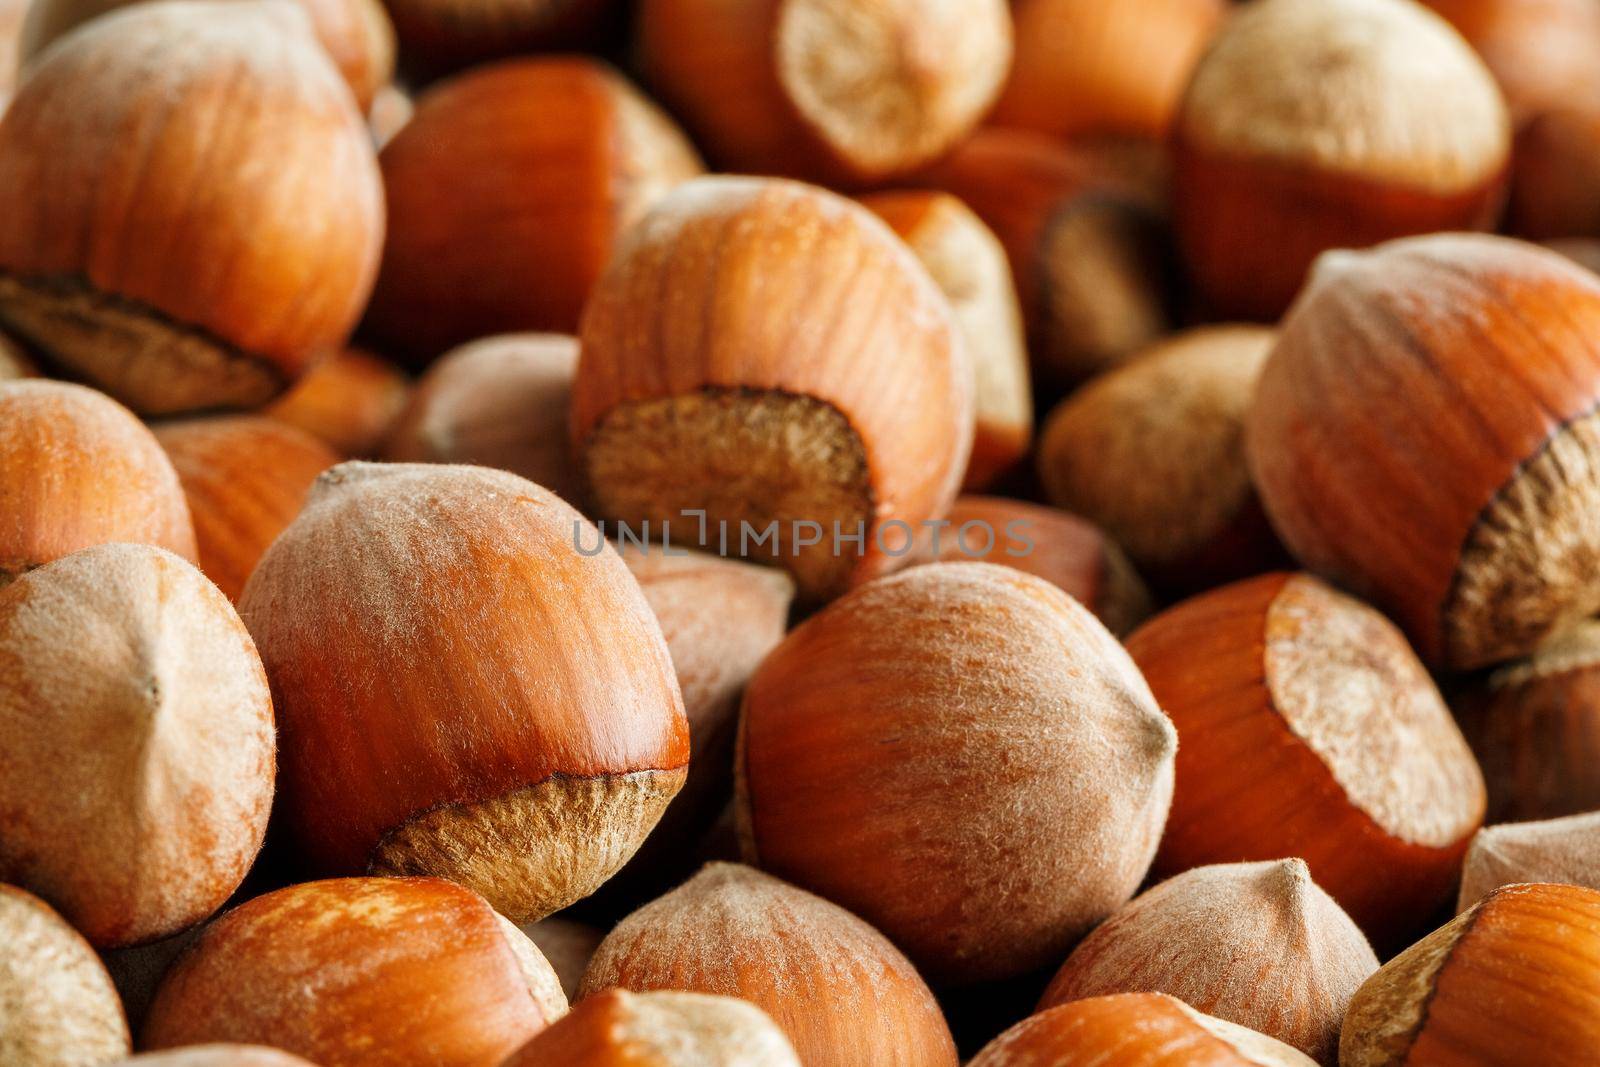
[0,1,384,415]
[1249,234,1600,669]
[1126,572,1485,948]
[912,129,1173,389]
[264,348,409,458]
[860,190,1032,490]
[367,57,702,364]
[1453,621,1600,822]
[1040,860,1377,1065]
[238,462,690,922]
[970,993,1316,1067]
[155,416,339,602]
[1420,0,1600,122]
[383,0,615,80]
[738,562,1175,984]
[1341,882,1600,1066]
[1507,107,1600,239]
[571,176,973,602]
[635,0,1011,186]
[0,543,273,948]
[521,917,604,1002]
[19,0,396,108]
[383,334,583,504]
[0,380,196,580]
[144,877,568,1066]
[1172,0,1510,320]
[991,0,1225,143]
[580,863,958,1067]
[501,989,801,1067]
[114,1048,317,1066]
[1457,811,1600,911]
[0,884,130,1066]
[925,496,1152,637]
[1038,325,1283,594]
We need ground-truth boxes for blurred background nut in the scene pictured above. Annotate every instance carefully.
[114,1048,319,1066]
[581,863,958,1067]
[635,0,1012,185]
[1172,0,1510,320]
[1419,0,1600,123]
[144,877,567,1066]
[519,918,604,1003]
[263,349,409,459]
[0,1,384,415]
[1037,325,1283,595]
[238,463,689,922]
[501,989,801,1067]
[0,884,130,1066]
[0,380,195,579]
[1507,108,1600,240]
[365,58,702,365]
[1457,812,1600,911]
[1039,860,1377,1065]
[383,0,618,81]
[0,330,35,379]
[1127,572,1485,948]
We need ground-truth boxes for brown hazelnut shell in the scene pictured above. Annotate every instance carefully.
[237,462,690,922]
[367,57,702,365]
[264,348,409,458]
[1507,107,1600,240]
[383,0,616,81]
[501,989,801,1067]
[580,862,959,1067]
[0,329,35,379]
[0,1,384,415]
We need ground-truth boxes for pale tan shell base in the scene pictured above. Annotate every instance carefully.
[1339,905,1473,1066]
[583,390,875,601]
[0,274,285,416]
[1444,409,1600,669]
[369,768,687,924]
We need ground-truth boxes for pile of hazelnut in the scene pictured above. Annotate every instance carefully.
[4,0,1600,1064]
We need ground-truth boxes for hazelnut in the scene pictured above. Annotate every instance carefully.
[0,543,274,947]
[114,1049,316,1066]
[1457,812,1600,911]
[263,348,410,459]
[0,380,196,580]
[737,562,1175,984]
[1248,234,1600,669]
[1039,860,1378,1065]
[635,0,1012,185]
[144,877,568,1065]
[501,989,801,1067]
[367,82,412,148]
[102,927,206,1032]
[571,176,973,602]
[991,0,1226,143]
[0,1,384,415]
[1507,107,1600,240]
[859,190,1032,490]
[1453,621,1600,822]
[1172,0,1510,319]
[0,884,130,1066]
[580,863,958,1067]
[18,0,397,108]
[366,57,702,364]
[0,0,22,111]
[924,496,1152,637]
[1037,325,1284,594]
[155,416,339,602]
[1341,882,1600,1066]
[520,917,604,1002]
[383,0,616,80]
[382,333,584,504]
[597,545,795,908]
[237,462,690,922]
[1126,572,1485,947]
[969,993,1316,1067]
[911,128,1174,389]
[1419,0,1600,122]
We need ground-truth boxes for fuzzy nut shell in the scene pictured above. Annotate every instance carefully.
[115,1047,319,1066]
[738,562,1175,985]
[501,989,801,1067]
[572,176,973,602]
[1458,812,1600,911]
[155,416,339,602]
[1341,883,1600,1066]
[1249,234,1600,669]
[1039,860,1377,1065]
[0,543,273,947]
[238,462,689,923]
[368,57,701,363]
[144,877,565,1066]
[0,884,130,1066]
[0,380,196,578]
[265,349,410,458]
[580,863,958,1067]
[970,993,1316,1067]
[0,1,384,415]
